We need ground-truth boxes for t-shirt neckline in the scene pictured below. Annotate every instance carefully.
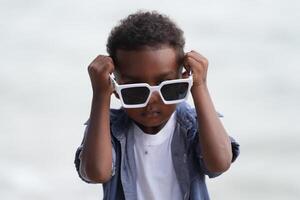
[133,111,176,146]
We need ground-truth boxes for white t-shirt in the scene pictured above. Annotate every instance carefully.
[132,112,182,200]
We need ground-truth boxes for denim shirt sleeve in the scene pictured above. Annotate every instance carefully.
[195,135,240,178]
[193,111,240,178]
[74,121,94,183]
[74,119,117,183]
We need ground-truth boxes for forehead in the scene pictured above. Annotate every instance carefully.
[115,47,180,81]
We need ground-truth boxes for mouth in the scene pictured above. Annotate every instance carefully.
[141,111,161,118]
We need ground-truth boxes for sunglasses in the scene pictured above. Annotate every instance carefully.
[110,73,193,108]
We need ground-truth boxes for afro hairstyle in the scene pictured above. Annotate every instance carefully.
[106,11,185,66]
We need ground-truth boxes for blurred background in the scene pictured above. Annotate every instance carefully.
[1,0,299,199]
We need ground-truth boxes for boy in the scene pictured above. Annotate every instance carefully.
[74,11,240,200]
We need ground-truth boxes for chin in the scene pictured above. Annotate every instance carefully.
[138,119,163,127]
[134,117,168,134]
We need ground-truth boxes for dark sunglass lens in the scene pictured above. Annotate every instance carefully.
[161,83,189,101]
[121,87,150,105]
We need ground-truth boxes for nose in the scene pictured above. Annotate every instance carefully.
[147,91,163,105]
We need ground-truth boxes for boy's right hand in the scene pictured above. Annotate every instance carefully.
[87,55,115,98]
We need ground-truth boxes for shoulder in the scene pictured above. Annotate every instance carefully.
[176,102,198,131]
[110,108,133,139]
[110,107,126,119]
[175,101,223,129]
[83,108,132,141]
[174,102,199,143]
[83,107,129,126]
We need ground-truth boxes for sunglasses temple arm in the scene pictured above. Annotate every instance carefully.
[109,74,117,90]
[182,66,193,76]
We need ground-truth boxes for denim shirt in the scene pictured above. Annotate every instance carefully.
[74,102,240,200]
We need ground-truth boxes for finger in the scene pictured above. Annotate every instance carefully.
[187,52,206,64]
[91,55,107,66]
[186,51,208,66]
[89,56,115,74]
[183,61,191,74]
[90,55,113,67]
[183,54,192,73]
[187,56,208,72]
[186,50,203,59]
[88,55,103,72]
[187,56,199,68]
[188,56,208,82]
[103,60,115,74]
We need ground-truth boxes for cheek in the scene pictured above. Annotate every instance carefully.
[166,104,177,112]
[160,105,177,118]
[124,108,142,117]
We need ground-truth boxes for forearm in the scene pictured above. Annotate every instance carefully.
[192,85,232,172]
[80,94,112,182]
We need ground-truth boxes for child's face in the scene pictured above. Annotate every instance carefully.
[115,47,181,134]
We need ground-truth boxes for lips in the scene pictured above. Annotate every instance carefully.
[141,108,161,118]
[142,111,160,118]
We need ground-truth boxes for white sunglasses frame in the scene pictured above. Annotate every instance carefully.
[110,74,193,108]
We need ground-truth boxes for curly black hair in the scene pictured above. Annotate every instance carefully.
[106,11,185,65]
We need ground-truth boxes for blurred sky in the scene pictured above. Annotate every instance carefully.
[0,0,300,199]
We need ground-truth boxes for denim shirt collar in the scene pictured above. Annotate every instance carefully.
[110,101,197,140]
[110,108,131,140]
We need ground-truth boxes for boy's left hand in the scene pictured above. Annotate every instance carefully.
[183,50,208,88]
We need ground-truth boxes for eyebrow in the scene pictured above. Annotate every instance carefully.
[122,71,178,83]
[158,71,178,79]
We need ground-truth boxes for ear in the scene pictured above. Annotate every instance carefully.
[113,91,120,99]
